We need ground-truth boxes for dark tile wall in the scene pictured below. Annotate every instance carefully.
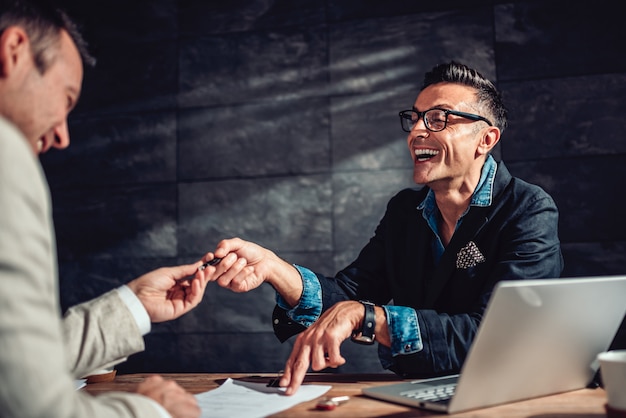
[42,0,626,374]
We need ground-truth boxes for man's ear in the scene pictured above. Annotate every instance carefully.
[476,126,500,156]
[0,26,31,78]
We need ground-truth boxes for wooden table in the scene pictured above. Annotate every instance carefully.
[84,373,609,417]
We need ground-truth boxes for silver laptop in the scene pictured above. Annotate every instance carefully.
[363,275,626,414]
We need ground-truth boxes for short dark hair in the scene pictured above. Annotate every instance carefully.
[0,0,95,73]
[422,61,507,132]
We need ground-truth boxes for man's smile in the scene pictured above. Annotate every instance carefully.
[414,148,440,162]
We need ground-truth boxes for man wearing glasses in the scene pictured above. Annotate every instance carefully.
[206,61,564,394]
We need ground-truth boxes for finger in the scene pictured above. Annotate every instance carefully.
[195,268,210,290]
[137,374,164,392]
[215,257,248,288]
[227,264,258,292]
[198,253,221,271]
[279,337,301,388]
[279,359,293,389]
[310,339,330,371]
[324,341,346,368]
[184,276,205,306]
[199,252,218,264]
[145,375,164,383]
[174,395,201,418]
[214,237,244,258]
[285,357,309,395]
[172,262,203,282]
[206,252,239,282]
[284,344,311,395]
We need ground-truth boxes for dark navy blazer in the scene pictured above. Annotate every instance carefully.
[273,161,564,378]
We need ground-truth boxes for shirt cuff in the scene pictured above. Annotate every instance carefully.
[383,305,423,356]
[275,265,322,327]
[116,285,151,336]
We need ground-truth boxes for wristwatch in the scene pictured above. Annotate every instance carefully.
[351,300,376,345]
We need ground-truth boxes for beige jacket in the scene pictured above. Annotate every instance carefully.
[0,116,161,417]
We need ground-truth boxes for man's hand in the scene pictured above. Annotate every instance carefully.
[135,375,200,418]
[279,300,364,395]
[127,262,209,323]
[206,237,303,306]
[207,237,271,292]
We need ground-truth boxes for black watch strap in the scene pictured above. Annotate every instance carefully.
[351,301,376,345]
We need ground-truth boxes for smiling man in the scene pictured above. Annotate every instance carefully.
[0,1,209,417]
[205,61,564,394]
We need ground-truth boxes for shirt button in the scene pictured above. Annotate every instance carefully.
[274,319,280,325]
[404,344,412,351]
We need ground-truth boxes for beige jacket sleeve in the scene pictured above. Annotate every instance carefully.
[0,117,162,418]
[63,289,146,378]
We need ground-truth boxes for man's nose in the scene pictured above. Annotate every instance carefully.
[412,114,428,131]
[52,120,70,149]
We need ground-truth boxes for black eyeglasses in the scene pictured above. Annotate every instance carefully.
[398,108,493,133]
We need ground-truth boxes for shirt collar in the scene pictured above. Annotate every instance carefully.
[417,154,498,211]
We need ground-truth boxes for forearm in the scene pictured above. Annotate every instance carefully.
[264,254,304,307]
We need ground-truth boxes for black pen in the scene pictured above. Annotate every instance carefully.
[198,258,222,271]
[177,258,222,283]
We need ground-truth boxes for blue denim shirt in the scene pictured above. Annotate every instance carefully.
[276,155,498,360]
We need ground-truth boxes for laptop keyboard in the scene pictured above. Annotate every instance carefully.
[399,382,457,403]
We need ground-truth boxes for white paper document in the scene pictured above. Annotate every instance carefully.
[196,377,331,418]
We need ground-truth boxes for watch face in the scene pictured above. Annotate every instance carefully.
[351,333,376,345]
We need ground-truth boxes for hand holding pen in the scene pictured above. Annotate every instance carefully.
[128,262,211,322]
[198,257,222,270]
[177,257,222,283]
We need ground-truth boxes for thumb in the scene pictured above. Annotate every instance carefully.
[170,261,203,281]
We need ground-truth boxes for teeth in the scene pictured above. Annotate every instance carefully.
[414,149,439,161]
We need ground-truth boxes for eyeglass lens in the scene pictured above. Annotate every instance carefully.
[401,109,447,132]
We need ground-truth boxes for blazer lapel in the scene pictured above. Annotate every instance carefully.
[422,206,490,307]
[422,160,512,307]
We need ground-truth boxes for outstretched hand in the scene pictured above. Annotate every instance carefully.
[205,237,304,306]
[127,262,209,323]
[206,237,271,292]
